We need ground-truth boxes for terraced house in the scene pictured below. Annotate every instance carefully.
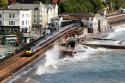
[8,2,58,28]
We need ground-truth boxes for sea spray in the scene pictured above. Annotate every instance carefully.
[36,44,60,75]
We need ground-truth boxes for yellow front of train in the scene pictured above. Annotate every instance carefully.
[25,49,32,56]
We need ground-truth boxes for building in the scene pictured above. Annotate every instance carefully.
[8,2,58,28]
[88,17,98,33]
[96,15,108,32]
[0,9,32,45]
[88,15,108,33]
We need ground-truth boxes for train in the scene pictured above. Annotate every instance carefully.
[24,19,80,56]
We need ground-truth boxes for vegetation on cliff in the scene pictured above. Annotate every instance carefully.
[58,0,125,13]
[109,0,125,10]
[58,0,104,13]
[0,0,8,8]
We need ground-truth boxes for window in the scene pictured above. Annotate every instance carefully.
[9,14,15,18]
[22,28,27,33]
[12,14,15,18]
[9,21,15,25]
[26,21,27,25]
[0,14,2,18]
[22,21,24,25]
[90,24,93,27]
[26,14,27,17]
[9,14,11,18]
[22,14,24,17]
[34,20,36,23]
[0,21,1,25]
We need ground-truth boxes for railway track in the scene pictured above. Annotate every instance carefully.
[0,57,28,82]
[0,51,25,71]
[0,23,81,82]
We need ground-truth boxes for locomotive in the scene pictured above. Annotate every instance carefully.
[25,46,37,56]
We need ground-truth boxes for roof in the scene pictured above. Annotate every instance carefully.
[8,3,39,10]
[0,9,30,11]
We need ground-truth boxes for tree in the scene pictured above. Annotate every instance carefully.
[0,0,8,8]
[58,2,64,13]
[110,0,125,10]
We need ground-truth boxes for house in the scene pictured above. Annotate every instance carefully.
[0,9,32,45]
[96,15,108,32]
[88,17,98,33]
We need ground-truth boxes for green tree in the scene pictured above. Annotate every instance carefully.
[89,0,103,13]
[59,2,64,13]
[110,0,125,10]
[0,0,8,8]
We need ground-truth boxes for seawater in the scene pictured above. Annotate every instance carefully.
[25,52,125,83]
[9,24,125,83]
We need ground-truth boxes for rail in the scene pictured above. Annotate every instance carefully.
[0,22,81,82]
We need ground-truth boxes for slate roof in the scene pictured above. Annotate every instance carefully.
[8,3,39,10]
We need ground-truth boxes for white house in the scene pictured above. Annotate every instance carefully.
[96,15,108,32]
[0,9,32,44]
[88,17,98,33]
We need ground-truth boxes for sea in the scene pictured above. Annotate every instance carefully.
[9,24,125,83]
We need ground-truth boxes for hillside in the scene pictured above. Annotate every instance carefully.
[58,0,125,13]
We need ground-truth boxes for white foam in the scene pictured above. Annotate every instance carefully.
[106,32,117,39]
[73,44,98,61]
[35,44,60,75]
[106,25,125,39]
[35,65,46,75]
[114,28,125,32]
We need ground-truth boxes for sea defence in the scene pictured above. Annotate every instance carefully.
[82,43,125,49]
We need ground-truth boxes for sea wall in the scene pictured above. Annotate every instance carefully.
[107,14,125,27]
